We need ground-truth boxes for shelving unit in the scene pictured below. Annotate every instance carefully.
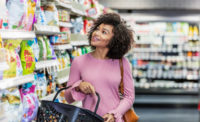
[59,22,73,28]
[0,74,34,90]
[35,60,59,70]
[0,30,36,40]
[53,44,73,50]
[34,24,60,35]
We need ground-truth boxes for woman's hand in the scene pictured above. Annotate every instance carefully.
[103,113,115,122]
[77,81,95,95]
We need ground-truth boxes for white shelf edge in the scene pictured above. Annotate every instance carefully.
[41,93,56,101]
[53,44,73,50]
[55,0,72,10]
[34,25,60,35]
[0,30,36,40]
[71,41,89,46]
[35,60,59,70]
[57,75,69,84]
[0,74,34,90]
[59,22,73,28]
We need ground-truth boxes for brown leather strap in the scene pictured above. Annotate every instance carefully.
[119,58,124,95]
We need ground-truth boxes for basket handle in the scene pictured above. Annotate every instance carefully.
[52,86,101,114]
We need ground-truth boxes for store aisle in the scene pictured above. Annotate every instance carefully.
[134,107,198,122]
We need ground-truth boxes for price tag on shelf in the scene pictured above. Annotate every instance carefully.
[0,30,36,40]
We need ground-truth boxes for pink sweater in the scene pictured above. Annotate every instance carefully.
[64,53,135,122]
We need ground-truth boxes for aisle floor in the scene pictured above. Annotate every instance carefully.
[134,107,198,122]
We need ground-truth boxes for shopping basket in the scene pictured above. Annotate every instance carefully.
[36,86,104,122]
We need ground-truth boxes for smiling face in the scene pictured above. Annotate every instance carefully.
[91,24,114,48]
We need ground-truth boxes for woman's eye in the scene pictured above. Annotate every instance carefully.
[102,31,107,34]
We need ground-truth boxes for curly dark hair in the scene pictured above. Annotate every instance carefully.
[88,13,134,59]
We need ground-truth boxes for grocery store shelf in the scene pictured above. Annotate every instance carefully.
[59,22,73,28]
[53,44,73,50]
[0,62,9,71]
[134,76,199,81]
[135,87,198,95]
[135,94,198,105]
[34,24,60,35]
[0,74,34,90]
[70,34,88,46]
[70,1,86,16]
[55,0,72,10]
[133,48,181,53]
[41,93,56,101]
[71,41,89,46]
[35,60,59,70]
[57,75,69,84]
[0,30,36,40]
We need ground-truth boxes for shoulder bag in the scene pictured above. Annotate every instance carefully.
[119,59,139,122]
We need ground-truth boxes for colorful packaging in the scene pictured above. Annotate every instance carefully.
[20,84,39,122]
[32,38,40,62]
[1,88,23,122]
[25,0,37,31]
[6,0,26,29]
[33,72,47,99]
[20,40,36,75]
[43,3,59,26]
[43,36,53,59]
[3,40,22,79]
[37,36,47,61]
[0,0,8,29]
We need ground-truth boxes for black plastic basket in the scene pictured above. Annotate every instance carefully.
[37,86,104,122]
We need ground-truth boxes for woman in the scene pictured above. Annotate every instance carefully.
[65,13,135,122]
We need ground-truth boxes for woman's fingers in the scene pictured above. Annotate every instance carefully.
[79,81,95,95]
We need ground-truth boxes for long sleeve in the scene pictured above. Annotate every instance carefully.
[108,58,135,122]
[64,57,86,103]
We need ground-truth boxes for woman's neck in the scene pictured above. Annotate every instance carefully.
[91,48,109,59]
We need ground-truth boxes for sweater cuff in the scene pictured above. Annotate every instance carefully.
[65,80,85,103]
[71,80,86,101]
[108,110,123,122]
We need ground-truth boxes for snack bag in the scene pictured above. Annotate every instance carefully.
[20,40,36,75]
[32,38,40,62]
[20,84,39,122]
[43,36,53,59]
[3,40,22,79]
[37,36,47,60]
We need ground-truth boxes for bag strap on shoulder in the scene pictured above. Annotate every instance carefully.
[119,58,124,95]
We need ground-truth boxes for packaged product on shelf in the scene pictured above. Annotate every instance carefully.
[42,3,59,26]
[35,3,47,25]
[1,88,23,122]
[3,40,23,79]
[58,9,70,22]
[49,35,59,44]
[46,72,56,95]
[71,17,84,34]
[20,40,36,75]
[83,19,94,34]
[0,0,8,29]
[32,38,40,62]
[60,27,71,44]
[6,0,26,29]
[24,0,37,31]
[37,36,47,60]
[33,72,47,99]
[43,36,57,60]
[55,50,70,70]
[20,84,39,122]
